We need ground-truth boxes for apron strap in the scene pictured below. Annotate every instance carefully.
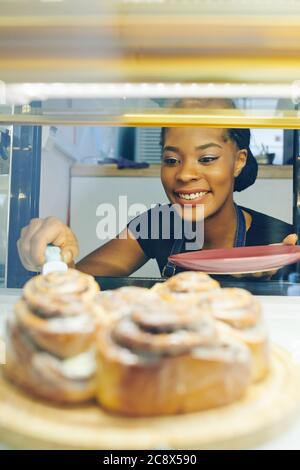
[162,237,185,278]
[162,204,246,277]
[234,203,247,247]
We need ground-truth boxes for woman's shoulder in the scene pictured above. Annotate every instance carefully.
[241,205,293,230]
[240,205,294,245]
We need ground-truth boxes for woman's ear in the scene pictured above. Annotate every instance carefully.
[234,149,248,177]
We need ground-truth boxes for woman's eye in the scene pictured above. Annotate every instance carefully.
[198,155,219,164]
[163,157,179,165]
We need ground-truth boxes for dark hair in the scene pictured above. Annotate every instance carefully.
[160,126,258,192]
[227,128,258,191]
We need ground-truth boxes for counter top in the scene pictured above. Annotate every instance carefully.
[0,288,300,449]
[71,164,292,179]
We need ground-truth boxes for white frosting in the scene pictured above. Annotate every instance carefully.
[192,340,250,363]
[47,315,94,333]
[42,261,68,275]
[115,347,141,365]
[60,349,96,379]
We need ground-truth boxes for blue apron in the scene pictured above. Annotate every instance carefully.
[162,203,246,278]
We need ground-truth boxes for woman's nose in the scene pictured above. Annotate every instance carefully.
[175,161,201,183]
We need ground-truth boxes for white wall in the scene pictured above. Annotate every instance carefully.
[39,144,74,223]
[39,124,120,222]
[70,176,293,277]
[70,177,169,277]
[234,179,293,224]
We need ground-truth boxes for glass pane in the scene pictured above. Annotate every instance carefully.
[0,96,299,128]
[0,98,297,287]
[0,124,11,287]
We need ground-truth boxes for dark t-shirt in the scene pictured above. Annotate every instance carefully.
[128,204,295,280]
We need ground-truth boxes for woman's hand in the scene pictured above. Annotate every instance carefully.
[17,217,79,272]
[232,233,298,279]
[282,233,298,246]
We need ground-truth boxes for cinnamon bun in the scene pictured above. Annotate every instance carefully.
[94,286,162,326]
[4,269,102,403]
[23,269,100,317]
[14,298,98,359]
[96,300,251,416]
[205,288,269,382]
[4,315,96,404]
[152,271,220,302]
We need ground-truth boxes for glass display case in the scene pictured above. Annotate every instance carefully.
[3,1,300,455]
[0,97,298,289]
[1,0,300,290]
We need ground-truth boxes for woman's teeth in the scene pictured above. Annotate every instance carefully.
[177,191,207,200]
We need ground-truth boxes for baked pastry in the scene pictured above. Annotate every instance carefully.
[13,297,98,359]
[152,271,220,302]
[96,299,251,416]
[205,288,270,382]
[14,269,100,358]
[154,272,269,383]
[4,269,102,404]
[94,286,162,326]
[23,269,100,317]
[5,315,96,404]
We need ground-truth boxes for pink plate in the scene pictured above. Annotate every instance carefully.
[168,245,300,274]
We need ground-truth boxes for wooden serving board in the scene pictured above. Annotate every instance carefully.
[0,344,299,450]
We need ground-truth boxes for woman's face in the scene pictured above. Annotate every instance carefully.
[160,127,247,221]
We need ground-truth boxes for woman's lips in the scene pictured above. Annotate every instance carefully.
[173,190,210,205]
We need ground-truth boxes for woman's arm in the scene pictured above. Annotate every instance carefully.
[76,228,149,276]
[18,217,148,277]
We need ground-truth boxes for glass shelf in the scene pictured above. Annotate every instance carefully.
[2,2,300,83]
[2,104,300,128]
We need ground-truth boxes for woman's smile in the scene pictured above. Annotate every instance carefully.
[173,189,211,205]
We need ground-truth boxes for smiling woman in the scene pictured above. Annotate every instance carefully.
[161,127,248,225]
[17,99,297,281]
[123,99,296,279]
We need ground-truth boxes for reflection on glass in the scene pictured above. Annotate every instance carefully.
[0,125,11,287]
[0,96,298,289]
[0,96,300,129]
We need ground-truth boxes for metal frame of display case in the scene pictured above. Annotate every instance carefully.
[6,114,41,288]
[1,108,300,128]
[293,127,300,281]
[95,276,300,296]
